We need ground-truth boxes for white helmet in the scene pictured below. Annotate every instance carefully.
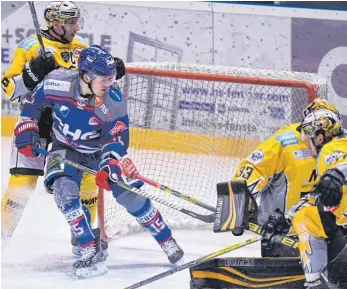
[44,1,83,28]
[301,109,342,141]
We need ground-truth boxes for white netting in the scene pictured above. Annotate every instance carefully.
[101,62,328,238]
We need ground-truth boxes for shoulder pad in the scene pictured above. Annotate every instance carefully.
[74,34,89,47]
[18,36,39,51]
[94,85,127,122]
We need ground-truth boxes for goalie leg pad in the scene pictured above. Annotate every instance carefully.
[214,180,257,234]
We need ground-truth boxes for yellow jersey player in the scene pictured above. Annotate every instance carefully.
[214,105,320,256]
[261,100,346,288]
[1,2,126,255]
[292,106,347,288]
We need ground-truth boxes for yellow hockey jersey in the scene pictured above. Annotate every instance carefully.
[1,30,88,102]
[233,123,318,224]
[316,132,347,227]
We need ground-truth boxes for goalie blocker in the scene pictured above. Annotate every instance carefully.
[214,180,258,236]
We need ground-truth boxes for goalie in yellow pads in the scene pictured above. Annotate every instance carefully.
[214,99,331,257]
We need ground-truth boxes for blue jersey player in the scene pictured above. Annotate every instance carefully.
[13,45,184,278]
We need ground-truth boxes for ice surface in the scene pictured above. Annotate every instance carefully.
[1,137,261,289]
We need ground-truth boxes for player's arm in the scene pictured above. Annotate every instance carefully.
[13,80,52,158]
[214,137,283,234]
[1,44,55,103]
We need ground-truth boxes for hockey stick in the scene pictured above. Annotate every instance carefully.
[123,235,262,289]
[28,1,47,56]
[133,173,216,213]
[36,148,215,223]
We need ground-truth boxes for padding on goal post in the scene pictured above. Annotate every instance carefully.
[98,62,328,239]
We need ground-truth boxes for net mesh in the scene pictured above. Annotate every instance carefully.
[101,62,328,238]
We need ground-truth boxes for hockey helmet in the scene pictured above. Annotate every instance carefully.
[44,1,83,28]
[301,109,342,141]
[78,45,117,78]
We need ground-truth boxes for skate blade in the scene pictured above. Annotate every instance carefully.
[75,261,108,279]
[174,256,186,266]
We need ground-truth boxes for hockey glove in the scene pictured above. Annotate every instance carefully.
[14,120,41,158]
[114,57,126,80]
[22,53,56,91]
[312,169,345,208]
[96,158,123,191]
[261,209,291,245]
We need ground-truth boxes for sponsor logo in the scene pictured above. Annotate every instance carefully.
[25,62,38,81]
[61,52,70,63]
[246,149,264,165]
[109,87,123,102]
[100,103,112,117]
[89,117,101,125]
[224,259,255,267]
[179,101,215,113]
[137,207,157,224]
[81,197,98,206]
[294,149,312,160]
[106,58,115,66]
[44,80,71,92]
[95,95,102,106]
[65,208,84,222]
[325,150,344,165]
[110,121,128,135]
[6,199,25,211]
[275,131,298,147]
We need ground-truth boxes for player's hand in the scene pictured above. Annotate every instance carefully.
[120,157,139,178]
[14,120,41,158]
[22,53,56,91]
[96,158,123,191]
[114,57,125,80]
[312,169,345,208]
[261,209,291,244]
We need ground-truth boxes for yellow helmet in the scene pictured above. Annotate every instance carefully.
[44,1,82,28]
[303,98,340,118]
[301,109,342,141]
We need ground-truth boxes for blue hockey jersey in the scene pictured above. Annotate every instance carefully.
[20,67,129,157]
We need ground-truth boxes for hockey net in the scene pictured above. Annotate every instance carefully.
[99,62,328,239]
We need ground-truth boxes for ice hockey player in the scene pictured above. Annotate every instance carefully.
[1,1,125,255]
[13,45,184,278]
[213,100,337,257]
[261,102,347,288]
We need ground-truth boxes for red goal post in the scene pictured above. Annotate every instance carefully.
[98,62,328,240]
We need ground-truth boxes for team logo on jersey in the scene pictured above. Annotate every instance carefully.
[110,121,127,135]
[246,149,264,165]
[325,150,344,166]
[59,105,70,117]
[73,48,82,58]
[61,52,70,63]
[95,95,102,106]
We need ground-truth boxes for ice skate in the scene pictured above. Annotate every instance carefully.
[160,237,184,264]
[73,239,108,279]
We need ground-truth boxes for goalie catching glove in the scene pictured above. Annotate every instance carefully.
[261,209,291,245]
